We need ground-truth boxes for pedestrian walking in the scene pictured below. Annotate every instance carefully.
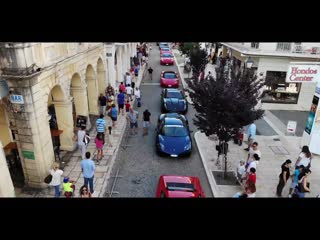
[98,93,107,115]
[236,160,246,184]
[96,114,106,144]
[295,145,312,169]
[246,167,256,186]
[135,87,141,107]
[125,72,132,87]
[246,142,261,169]
[126,84,133,101]
[62,177,75,198]
[106,93,114,111]
[95,133,104,163]
[49,162,64,198]
[119,82,126,94]
[75,126,90,159]
[127,108,139,135]
[293,168,311,198]
[108,104,118,127]
[134,65,139,77]
[142,109,151,136]
[81,152,96,195]
[276,159,292,197]
[246,153,260,174]
[117,90,125,116]
[125,100,131,113]
[148,66,153,80]
[244,122,256,151]
[288,165,305,198]
[105,83,115,96]
[79,185,92,198]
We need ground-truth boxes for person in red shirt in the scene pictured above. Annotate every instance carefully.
[246,167,256,185]
[125,100,131,113]
[119,82,126,94]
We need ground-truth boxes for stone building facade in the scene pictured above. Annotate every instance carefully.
[0,42,139,196]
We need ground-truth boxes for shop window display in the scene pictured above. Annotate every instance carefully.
[262,71,301,104]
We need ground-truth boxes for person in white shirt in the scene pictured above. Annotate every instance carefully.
[126,84,133,101]
[75,126,90,159]
[135,87,141,107]
[125,72,132,87]
[49,162,64,198]
[246,153,260,174]
[237,160,246,184]
[246,142,261,168]
[295,145,312,169]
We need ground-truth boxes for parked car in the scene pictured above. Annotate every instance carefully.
[155,113,192,157]
[160,71,179,88]
[159,42,169,50]
[156,175,205,198]
[160,52,174,65]
[161,88,188,114]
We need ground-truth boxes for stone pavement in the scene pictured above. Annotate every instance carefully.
[15,64,146,198]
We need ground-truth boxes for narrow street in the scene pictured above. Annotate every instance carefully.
[106,43,213,197]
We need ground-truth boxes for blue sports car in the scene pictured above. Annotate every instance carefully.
[161,88,188,114]
[155,113,192,157]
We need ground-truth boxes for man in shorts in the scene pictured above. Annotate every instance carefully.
[142,109,151,136]
[126,107,139,135]
[117,90,125,116]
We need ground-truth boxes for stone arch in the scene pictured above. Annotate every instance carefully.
[85,64,98,114]
[97,58,107,95]
[70,73,89,121]
[48,84,74,151]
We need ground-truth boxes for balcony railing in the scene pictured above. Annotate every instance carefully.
[1,64,41,78]
[291,45,320,55]
[276,42,292,51]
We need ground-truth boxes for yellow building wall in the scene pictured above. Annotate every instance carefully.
[0,106,11,147]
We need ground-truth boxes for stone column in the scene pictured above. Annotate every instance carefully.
[70,85,91,129]
[86,76,99,115]
[222,46,228,57]
[52,99,76,151]
[117,48,124,85]
[0,141,15,197]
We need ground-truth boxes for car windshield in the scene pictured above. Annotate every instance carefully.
[163,73,176,79]
[161,53,173,58]
[162,125,188,137]
[167,182,195,192]
[166,91,183,99]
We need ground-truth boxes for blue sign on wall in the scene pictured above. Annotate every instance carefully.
[10,95,24,104]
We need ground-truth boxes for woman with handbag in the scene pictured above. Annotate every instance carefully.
[49,162,64,198]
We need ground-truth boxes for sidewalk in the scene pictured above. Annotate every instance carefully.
[15,64,146,198]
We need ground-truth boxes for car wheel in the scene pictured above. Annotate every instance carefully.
[160,192,166,198]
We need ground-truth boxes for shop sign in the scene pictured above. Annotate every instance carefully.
[10,95,24,104]
[286,64,320,83]
[287,121,297,135]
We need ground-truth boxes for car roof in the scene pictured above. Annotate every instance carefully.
[164,118,184,126]
[166,88,180,93]
[162,175,194,184]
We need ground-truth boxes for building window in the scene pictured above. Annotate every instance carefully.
[251,42,259,49]
[276,42,292,51]
[261,71,301,104]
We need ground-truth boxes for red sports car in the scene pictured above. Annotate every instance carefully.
[160,52,174,65]
[156,175,205,198]
[160,71,179,88]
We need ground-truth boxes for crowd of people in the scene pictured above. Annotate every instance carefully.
[233,121,313,198]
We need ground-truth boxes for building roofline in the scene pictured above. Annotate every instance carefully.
[220,42,320,60]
